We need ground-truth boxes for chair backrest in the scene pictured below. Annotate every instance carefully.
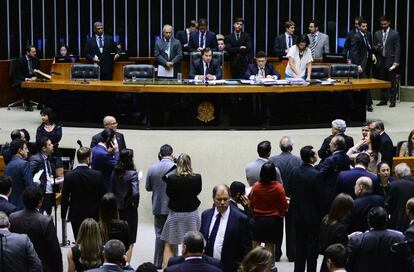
[123,64,154,80]
[311,65,330,79]
[330,64,359,78]
[70,64,100,80]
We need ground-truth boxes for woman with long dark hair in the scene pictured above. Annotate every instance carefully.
[347,130,382,174]
[399,129,414,157]
[285,34,313,80]
[319,193,354,272]
[111,148,139,262]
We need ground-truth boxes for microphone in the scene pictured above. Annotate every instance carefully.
[77,140,83,147]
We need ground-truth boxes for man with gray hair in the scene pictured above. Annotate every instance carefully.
[318,119,354,162]
[154,24,183,78]
[84,21,120,80]
[269,136,301,262]
[388,163,414,231]
[369,119,394,167]
[0,211,43,272]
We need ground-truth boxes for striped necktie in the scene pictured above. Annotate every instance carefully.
[310,34,316,57]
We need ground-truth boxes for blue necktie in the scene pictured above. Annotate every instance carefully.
[200,33,204,48]
[98,36,103,49]
[205,214,221,256]
[288,36,292,48]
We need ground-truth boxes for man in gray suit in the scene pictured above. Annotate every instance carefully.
[307,19,329,59]
[373,15,400,108]
[245,140,283,186]
[145,144,177,268]
[154,24,183,78]
[0,211,43,272]
[269,136,302,262]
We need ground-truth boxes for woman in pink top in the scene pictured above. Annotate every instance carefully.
[249,162,288,262]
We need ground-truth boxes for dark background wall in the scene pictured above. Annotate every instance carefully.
[0,0,412,85]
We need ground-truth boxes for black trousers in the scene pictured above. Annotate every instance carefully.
[285,210,296,261]
[40,193,55,216]
[294,223,319,272]
[377,61,398,103]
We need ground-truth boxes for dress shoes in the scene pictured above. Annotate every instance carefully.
[376,101,387,106]
[367,105,373,112]
[389,102,396,107]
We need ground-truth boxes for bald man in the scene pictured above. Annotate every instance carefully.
[90,116,126,151]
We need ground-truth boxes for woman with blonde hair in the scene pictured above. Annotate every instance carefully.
[238,247,274,272]
[160,153,202,268]
[67,218,102,272]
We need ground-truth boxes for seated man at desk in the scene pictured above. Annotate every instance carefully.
[189,47,222,80]
[244,51,281,80]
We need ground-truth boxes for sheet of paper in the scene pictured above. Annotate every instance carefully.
[157,65,174,78]
[138,170,143,180]
[240,80,255,84]
[33,169,44,184]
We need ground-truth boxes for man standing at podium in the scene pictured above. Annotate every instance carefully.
[84,22,120,80]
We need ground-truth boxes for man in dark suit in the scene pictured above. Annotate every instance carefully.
[0,211,43,272]
[188,18,217,52]
[343,177,385,233]
[91,116,127,151]
[166,231,223,272]
[9,186,63,272]
[388,163,414,231]
[317,135,351,215]
[2,129,26,165]
[374,16,400,108]
[154,24,183,78]
[290,146,322,272]
[0,176,17,216]
[244,51,281,80]
[336,153,381,198]
[175,20,197,53]
[273,21,297,58]
[91,128,120,192]
[224,18,252,78]
[349,19,377,112]
[318,119,354,162]
[369,119,394,167]
[200,184,251,272]
[269,136,302,262]
[343,16,363,58]
[11,45,40,111]
[61,146,105,239]
[347,207,414,272]
[404,197,414,246]
[189,47,222,80]
[4,139,33,210]
[84,21,120,80]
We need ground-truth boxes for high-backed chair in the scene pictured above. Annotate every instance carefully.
[70,64,100,80]
[123,64,154,80]
[330,64,359,78]
[310,65,330,79]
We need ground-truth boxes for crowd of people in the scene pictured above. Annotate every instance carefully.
[1,108,414,272]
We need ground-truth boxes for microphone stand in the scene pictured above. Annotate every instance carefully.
[81,70,89,84]
[345,63,352,85]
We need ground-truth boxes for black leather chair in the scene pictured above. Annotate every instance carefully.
[70,64,100,80]
[123,64,154,80]
[330,64,359,78]
[310,65,330,79]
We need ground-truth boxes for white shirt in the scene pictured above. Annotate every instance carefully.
[285,45,313,77]
[209,206,230,260]
[0,195,8,201]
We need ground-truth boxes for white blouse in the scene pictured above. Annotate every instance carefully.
[285,45,313,78]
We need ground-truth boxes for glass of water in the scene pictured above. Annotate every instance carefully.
[132,76,136,83]
[177,72,182,83]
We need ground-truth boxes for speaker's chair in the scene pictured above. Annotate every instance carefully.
[123,64,154,80]
[70,64,100,80]
[330,64,359,78]
[310,65,330,79]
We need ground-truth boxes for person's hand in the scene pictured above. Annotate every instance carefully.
[285,49,289,53]
[114,54,120,61]
[306,76,311,81]
[266,75,274,79]
[165,61,174,68]
[372,54,377,64]
[206,74,215,80]
[197,47,204,52]
[184,43,188,47]
[93,55,100,62]
[240,46,247,50]
[357,65,363,73]
[393,62,400,69]
[295,74,302,79]
[238,194,250,207]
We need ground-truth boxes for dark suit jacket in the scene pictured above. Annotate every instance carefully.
[91,144,119,192]
[91,131,127,151]
[290,163,323,224]
[269,152,302,197]
[373,28,401,68]
[189,59,222,80]
[166,258,223,272]
[28,153,51,193]
[318,133,354,162]
[154,37,183,77]
[200,205,251,272]
[244,63,281,80]
[379,132,394,168]
[224,32,252,78]
[336,167,381,198]
[167,254,223,269]
[84,35,119,75]
[175,29,190,52]
[0,196,17,215]
[9,209,63,272]
[164,172,202,212]
[405,222,414,241]
[349,31,374,73]
[11,56,40,88]
[61,165,105,235]
[343,193,384,233]
[273,33,297,58]
[188,31,218,52]
[388,176,414,231]
[343,28,359,57]
[4,156,33,210]
[86,264,133,272]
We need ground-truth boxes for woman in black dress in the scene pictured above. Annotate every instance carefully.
[111,148,139,262]
[319,193,354,272]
